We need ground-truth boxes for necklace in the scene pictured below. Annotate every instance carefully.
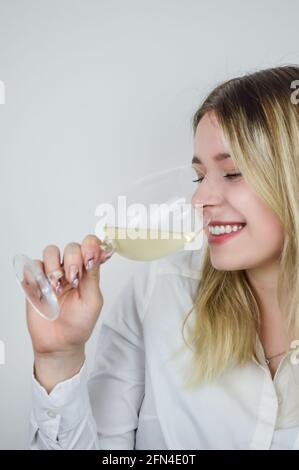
[265,351,286,365]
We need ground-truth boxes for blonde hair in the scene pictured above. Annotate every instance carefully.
[179,65,299,387]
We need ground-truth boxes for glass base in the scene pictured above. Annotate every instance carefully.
[13,254,60,321]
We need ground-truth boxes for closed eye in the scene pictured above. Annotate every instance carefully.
[192,172,242,183]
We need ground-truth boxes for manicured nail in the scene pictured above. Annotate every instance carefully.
[100,251,113,264]
[69,265,79,287]
[86,258,95,271]
[47,269,64,283]
[55,279,63,294]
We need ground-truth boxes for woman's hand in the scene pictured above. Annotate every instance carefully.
[26,234,111,392]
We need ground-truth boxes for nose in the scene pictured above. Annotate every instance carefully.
[191,174,223,209]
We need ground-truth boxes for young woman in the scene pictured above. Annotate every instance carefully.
[28,65,299,450]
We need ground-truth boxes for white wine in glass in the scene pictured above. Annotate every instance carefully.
[102,226,197,262]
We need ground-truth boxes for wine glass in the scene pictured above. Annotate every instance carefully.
[13,164,210,321]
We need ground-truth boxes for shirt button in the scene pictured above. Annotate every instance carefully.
[277,394,282,405]
[47,410,57,419]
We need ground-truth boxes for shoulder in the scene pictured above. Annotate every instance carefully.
[132,242,206,294]
[129,243,207,322]
[154,243,206,280]
[101,243,207,327]
[134,238,207,289]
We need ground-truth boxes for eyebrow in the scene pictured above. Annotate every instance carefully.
[192,153,231,165]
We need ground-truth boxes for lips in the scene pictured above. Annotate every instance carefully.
[207,224,247,244]
[208,221,246,227]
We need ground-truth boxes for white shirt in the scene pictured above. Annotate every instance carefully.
[30,246,299,450]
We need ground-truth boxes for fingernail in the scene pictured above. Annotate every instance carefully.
[100,251,113,264]
[69,265,79,287]
[86,258,94,271]
[47,269,64,283]
[55,279,63,294]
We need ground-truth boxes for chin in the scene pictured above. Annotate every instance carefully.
[210,257,246,272]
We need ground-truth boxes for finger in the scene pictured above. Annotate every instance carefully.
[23,259,46,311]
[62,242,83,288]
[22,259,44,299]
[80,234,105,296]
[81,234,114,269]
[81,234,104,271]
[42,245,64,293]
[25,259,64,325]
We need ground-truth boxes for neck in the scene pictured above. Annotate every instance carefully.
[245,260,285,319]
[245,260,292,347]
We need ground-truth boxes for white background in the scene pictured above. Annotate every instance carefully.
[0,0,298,449]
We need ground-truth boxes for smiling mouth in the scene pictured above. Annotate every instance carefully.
[206,222,246,232]
[207,224,247,243]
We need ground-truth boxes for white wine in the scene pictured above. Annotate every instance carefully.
[104,226,196,261]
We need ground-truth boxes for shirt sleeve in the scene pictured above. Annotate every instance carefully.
[29,260,157,450]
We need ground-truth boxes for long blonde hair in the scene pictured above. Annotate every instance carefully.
[179,65,299,387]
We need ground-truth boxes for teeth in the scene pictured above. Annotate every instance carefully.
[208,224,245,235]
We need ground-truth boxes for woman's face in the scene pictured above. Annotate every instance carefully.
[192,112,284,272]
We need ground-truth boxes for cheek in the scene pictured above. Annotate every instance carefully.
[208,189,285,271]
[235,186,280,228]
[241,191,285,256]
[251,214,284,255]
